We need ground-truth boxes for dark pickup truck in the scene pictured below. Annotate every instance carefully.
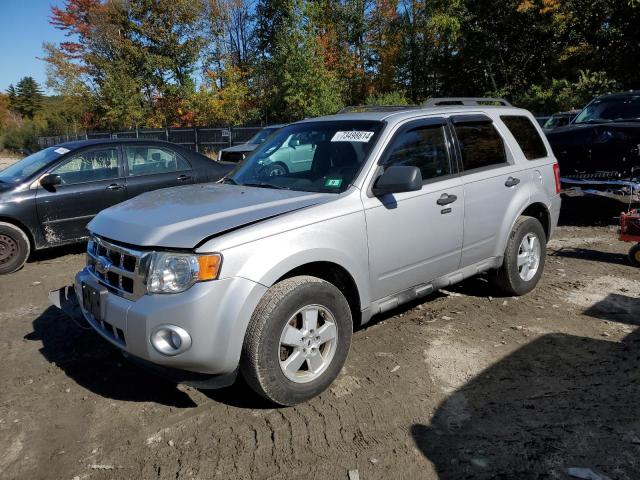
[546,92,640,202]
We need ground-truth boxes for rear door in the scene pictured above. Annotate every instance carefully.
[500,114,558,199]
[452,115,527,267]
[123,144,195,199]
[364,118,464,301]
[35,146,126,244]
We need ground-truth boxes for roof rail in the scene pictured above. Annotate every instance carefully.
[338,105,420,113]
[422,97,512,107]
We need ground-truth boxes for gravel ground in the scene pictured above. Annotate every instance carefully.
[0,154,21,171]
[0,225,639,480]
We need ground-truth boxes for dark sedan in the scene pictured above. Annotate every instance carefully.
[0,139,232,274]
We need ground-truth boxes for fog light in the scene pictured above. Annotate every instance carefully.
[150,325,192,356]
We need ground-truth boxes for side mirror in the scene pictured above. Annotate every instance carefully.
[289,138,300,148]
[372,166,422,196]
[40,173,62,189]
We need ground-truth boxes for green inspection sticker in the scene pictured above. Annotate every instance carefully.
[324,178,343,188]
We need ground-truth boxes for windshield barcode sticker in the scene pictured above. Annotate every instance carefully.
[331,131,374,142]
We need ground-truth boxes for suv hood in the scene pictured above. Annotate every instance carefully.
[88,183,332,249]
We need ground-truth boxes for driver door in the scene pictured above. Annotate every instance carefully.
[363,119,464,301]
[35,146,126,245]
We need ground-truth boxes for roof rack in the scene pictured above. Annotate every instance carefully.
[339,105,420,113]
[422,97,512,107]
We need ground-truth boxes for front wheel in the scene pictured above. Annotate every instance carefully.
[241,276,352,406]
[0,222,30,275]
[490,216,546,296]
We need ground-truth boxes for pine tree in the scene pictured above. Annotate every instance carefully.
[14,77,43,119]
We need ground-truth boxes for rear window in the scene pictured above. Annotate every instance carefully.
[453,121,507,171]
[501,115,548,160]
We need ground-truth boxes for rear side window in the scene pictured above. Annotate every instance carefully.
[384,125,451,181]
[124,146,190,177]
[453,122,507,171]
[501,115,548,160]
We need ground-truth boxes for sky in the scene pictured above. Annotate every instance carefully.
[0,0,68,94]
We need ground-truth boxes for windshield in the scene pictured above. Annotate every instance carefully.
[247,127,279,145]
[544,114,574,129]
[574,95,640,124]
[0,147,69,184]
[227,121,383,193]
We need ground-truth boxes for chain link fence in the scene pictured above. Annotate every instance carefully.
[37,126,264,154]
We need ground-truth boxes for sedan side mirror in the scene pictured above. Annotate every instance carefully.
[372,166,422,196]
[40,173,62,189]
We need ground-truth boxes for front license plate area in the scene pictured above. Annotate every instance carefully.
[81,282,106,322]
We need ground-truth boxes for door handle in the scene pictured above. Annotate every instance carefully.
[505,176,520,187]
[177,174,192,182]
[106,184,124,190]
[436,193,458,206]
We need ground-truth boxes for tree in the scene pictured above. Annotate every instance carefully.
[11,77,43,119]
[261,1,345,121]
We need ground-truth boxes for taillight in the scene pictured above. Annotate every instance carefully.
[553,163,561,194]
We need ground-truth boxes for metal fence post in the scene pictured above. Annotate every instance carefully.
[165,127,169,141]
[194,126,198,152]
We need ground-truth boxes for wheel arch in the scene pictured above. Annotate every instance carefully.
[275,261,363,327]
[520,202,551,241]
[0,216,36,251]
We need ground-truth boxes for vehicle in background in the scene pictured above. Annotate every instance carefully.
[542,110,580,131]
[535,116,551,127]
[52,98,560,406]
[218,125,285,163]
[0,139,232,274]
[546,92,640,203]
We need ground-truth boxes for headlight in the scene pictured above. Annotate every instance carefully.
[147,252,222,294]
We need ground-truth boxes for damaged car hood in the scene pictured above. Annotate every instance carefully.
[88,183,332,249]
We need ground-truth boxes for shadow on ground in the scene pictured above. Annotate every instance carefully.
[26,306,197,408]
[412,293,640,479]
[551,247,630,266]
[559,195,634,227]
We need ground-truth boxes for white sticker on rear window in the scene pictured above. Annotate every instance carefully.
[54,147,70,155]
[331,131,374,142]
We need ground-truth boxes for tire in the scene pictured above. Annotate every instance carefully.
[266,162,288,177]
[629,243,640,268]
[0,222,31,275]
[490,216,546,296]
[241,275,353,406]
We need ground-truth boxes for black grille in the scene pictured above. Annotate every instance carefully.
[220,151,246,163]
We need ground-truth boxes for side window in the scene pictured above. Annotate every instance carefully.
[125,146,190,177]
[454,122,507,171]
[52,148,119,184]
[500,115,548,160]
[384,125,451,181]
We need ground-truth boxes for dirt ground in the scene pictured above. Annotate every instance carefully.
[0,222,639,480]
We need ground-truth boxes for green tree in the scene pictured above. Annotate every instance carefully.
[12,77,43,119]
[263,1,345,121]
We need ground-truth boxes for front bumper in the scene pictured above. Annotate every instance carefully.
[53,268,268,377]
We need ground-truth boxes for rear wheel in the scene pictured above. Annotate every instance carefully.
[0,222,30,275]
[490,216,546,296]
[241,276,352,406]
[629,243,640,268]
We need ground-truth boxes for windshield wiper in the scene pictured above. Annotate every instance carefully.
[242,182,290,190]
[222,177,238,185]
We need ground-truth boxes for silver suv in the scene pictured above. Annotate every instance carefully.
[53,99,561,405]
